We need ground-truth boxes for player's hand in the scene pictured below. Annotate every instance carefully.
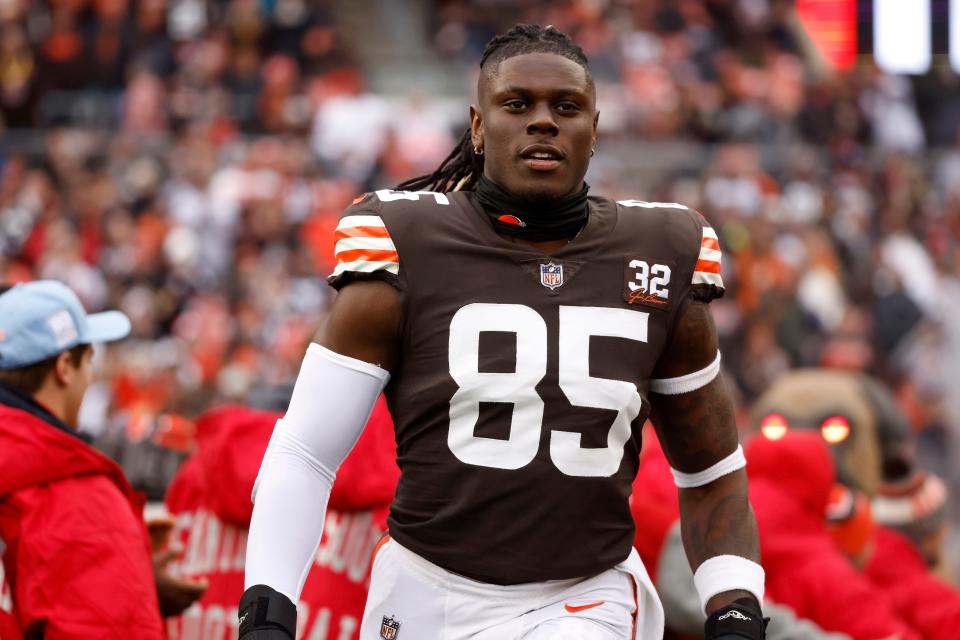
[239,584,297,640]
[704,596,768,639]
[153,547,208,616]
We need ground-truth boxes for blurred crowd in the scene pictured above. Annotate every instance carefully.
[431,0,960,149]
[1,0,959,551]
[0,0,458,496]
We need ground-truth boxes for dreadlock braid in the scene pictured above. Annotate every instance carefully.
[395,24,590,193]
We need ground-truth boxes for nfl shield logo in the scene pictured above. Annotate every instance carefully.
[540,262,564,290]
[380,615,401,639]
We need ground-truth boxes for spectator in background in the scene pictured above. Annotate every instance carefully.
[0,280,161,638]
[164,395,398,640]
[310,69,391,183]
[0,21,37,127]
[0,280,202,639]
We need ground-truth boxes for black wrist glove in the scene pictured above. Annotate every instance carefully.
[704,596,769,639]
[238,584,297,640]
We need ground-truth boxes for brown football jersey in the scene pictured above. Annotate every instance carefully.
[328,189,724,585]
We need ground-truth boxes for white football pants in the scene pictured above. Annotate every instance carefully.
[359,538,664,640]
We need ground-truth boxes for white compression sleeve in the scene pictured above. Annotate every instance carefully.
[244,344,389,602]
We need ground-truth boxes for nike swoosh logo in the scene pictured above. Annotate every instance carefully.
[564,601,605,613]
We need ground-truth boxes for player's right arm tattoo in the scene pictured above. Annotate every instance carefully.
[649,298,761,615]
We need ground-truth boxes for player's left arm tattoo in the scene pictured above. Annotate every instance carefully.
[649,298,761,615]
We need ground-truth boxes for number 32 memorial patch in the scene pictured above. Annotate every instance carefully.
[624,257,673,310]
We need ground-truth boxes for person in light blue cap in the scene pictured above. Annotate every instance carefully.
[0,279,131,429]
[0,279,167,639]
[0,280,205,639]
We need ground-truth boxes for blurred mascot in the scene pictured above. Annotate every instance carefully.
[749,369,947,569]
[634,369,960,639]
[632,430,915,640]
[751,370,960,640]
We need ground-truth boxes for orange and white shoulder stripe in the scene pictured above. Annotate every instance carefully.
[332,215,399,277]
[692,226,723,288]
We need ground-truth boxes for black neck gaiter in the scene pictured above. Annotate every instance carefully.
[475,175,590,241]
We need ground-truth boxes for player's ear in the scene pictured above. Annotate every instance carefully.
[51,350,73,387]
[592,109,599,146]
[470,104,484,151]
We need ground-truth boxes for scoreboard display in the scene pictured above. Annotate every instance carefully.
[798,0,958,74]
[871,0,933,74]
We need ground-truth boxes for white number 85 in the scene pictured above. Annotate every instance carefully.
[447,303,648,478]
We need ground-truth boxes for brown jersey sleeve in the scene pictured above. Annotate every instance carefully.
[616,199,725,308]
[687,210,725,303]
[326,192,401,291]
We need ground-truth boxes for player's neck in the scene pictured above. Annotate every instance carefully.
[475,175,589,243]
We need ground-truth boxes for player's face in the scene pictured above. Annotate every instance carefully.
[472,53,598,203]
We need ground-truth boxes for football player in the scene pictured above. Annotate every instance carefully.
[239,25,766,640]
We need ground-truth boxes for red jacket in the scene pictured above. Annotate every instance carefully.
[864,526,960,640]
[164,398,399,640]
[0,396,164,640]
[630,432,681,580]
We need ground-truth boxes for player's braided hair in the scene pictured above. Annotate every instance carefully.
[395,24,590,193]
